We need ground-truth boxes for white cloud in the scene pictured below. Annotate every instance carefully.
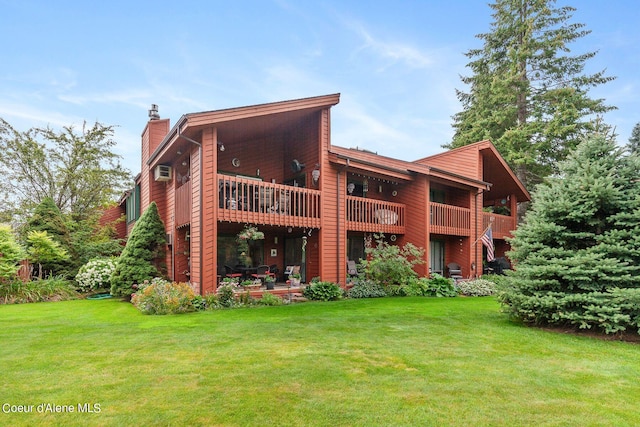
[346,20,433,70]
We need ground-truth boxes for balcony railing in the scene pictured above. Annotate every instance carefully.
[346,196,405,234]
[430,202,471,236]
[175,180,192,228]
[483,212,516,239]
[217,174,321,228]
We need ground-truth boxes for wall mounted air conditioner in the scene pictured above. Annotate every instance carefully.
[154,165,172,182]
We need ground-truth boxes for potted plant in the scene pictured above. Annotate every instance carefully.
[264,275,276,290]
[288,273,301,287]
[241,279,261,290]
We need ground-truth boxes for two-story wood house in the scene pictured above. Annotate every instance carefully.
[119,93,529,295]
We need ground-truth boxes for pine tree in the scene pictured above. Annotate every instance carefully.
[500,135,640,334]
[449,0,616,190]
[628,122,640,155]
[110,202,167,298]
[22,197,72,278]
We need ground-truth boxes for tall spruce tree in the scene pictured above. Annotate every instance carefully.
[110,202,167,298]
[628,122,640,155]
[500,135,640,334]
[449,0,616,191]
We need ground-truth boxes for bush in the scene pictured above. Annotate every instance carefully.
[0,276,77,304]
[347,278,387,298]
[131,280,195,315]
[0,224,25,284]
[302,281,343,301]
[426,274,458,297]
[456,279,496,296]
[110,202,167,298]
[216,283,236,308]
[257,292,284,306]
[360,234,425,286]
[75,258,117,292]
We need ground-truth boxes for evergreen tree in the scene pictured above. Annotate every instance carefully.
[500,135,640,334]
[449,0,616,190]
[0,225,25,284]
[110,202,166,298]
[628,122,640,155]
[22,197,72,278]
[26,230,69,280]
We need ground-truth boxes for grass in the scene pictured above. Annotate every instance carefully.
[1,297,639,426]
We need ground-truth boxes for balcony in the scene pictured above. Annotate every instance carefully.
[430,202,471,236]
[483,212,516,239]
[217,174,321,228]
[175,181,192,228]
[346,196,405,234]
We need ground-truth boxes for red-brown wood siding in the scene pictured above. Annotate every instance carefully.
[402,176,429,276]
[318,109,341,283]
[189,148,202,293]
[201,128,218,294]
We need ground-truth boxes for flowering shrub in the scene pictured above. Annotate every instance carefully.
[75,258,117,292]
[131,280,195,314]
[456,279,496,297]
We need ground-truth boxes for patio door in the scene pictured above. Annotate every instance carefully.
[284,237,306,281]
[430,239,445,275]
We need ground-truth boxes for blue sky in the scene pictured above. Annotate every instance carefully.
[1,1,639,175]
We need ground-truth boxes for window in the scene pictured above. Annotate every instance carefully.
[125,185,140,224]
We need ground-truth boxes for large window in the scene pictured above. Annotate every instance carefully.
[125,185,141,224]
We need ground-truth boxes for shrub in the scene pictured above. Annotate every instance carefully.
[110,202,167,298]
[456,279,496,296]
[203,292,220,310]
[75,258,117,292]
[0,275,77,304]
[131,280,195,315]
[347,278,387,299]
[303,281,343,301]
[0,224,25,284]
[360,234,425,286]
[427,274,458,297]
[257,292,284,306]
[216,283,236,308]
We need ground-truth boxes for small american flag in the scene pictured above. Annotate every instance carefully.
[481,225,495,262]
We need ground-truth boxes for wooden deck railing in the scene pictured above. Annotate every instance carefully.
[430,202,471,236]
[217,174,321,228]
[346,196,405,234]
[483,212,516,239]
[175,180,192,228]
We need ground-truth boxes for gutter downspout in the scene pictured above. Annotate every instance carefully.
[177,125,203,296]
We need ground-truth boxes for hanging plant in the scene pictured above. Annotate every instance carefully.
[236,225,264,267]
[237,225,264,241]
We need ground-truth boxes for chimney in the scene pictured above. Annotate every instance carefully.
[148,104,160,120]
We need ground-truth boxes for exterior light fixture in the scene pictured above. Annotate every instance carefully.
[347,183,355,194]
[217,141,225,151]
[311,165,320,185]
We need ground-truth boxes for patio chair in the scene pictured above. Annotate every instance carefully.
[251,265,271,281]
[268,264,279,280]
[347,260,358,276]
[447,262,463,281]
[224,265,242,279]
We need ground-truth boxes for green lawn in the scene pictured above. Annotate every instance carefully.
[1,297,639,426]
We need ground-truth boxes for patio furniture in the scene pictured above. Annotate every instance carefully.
[447,262,463,282]
[251,265,271,282]
[224,265,242,279]
[347,260,358,276]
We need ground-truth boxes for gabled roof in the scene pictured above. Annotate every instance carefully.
[329,145,492,190]
[416,140,530,202]
[148,94,340,166]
